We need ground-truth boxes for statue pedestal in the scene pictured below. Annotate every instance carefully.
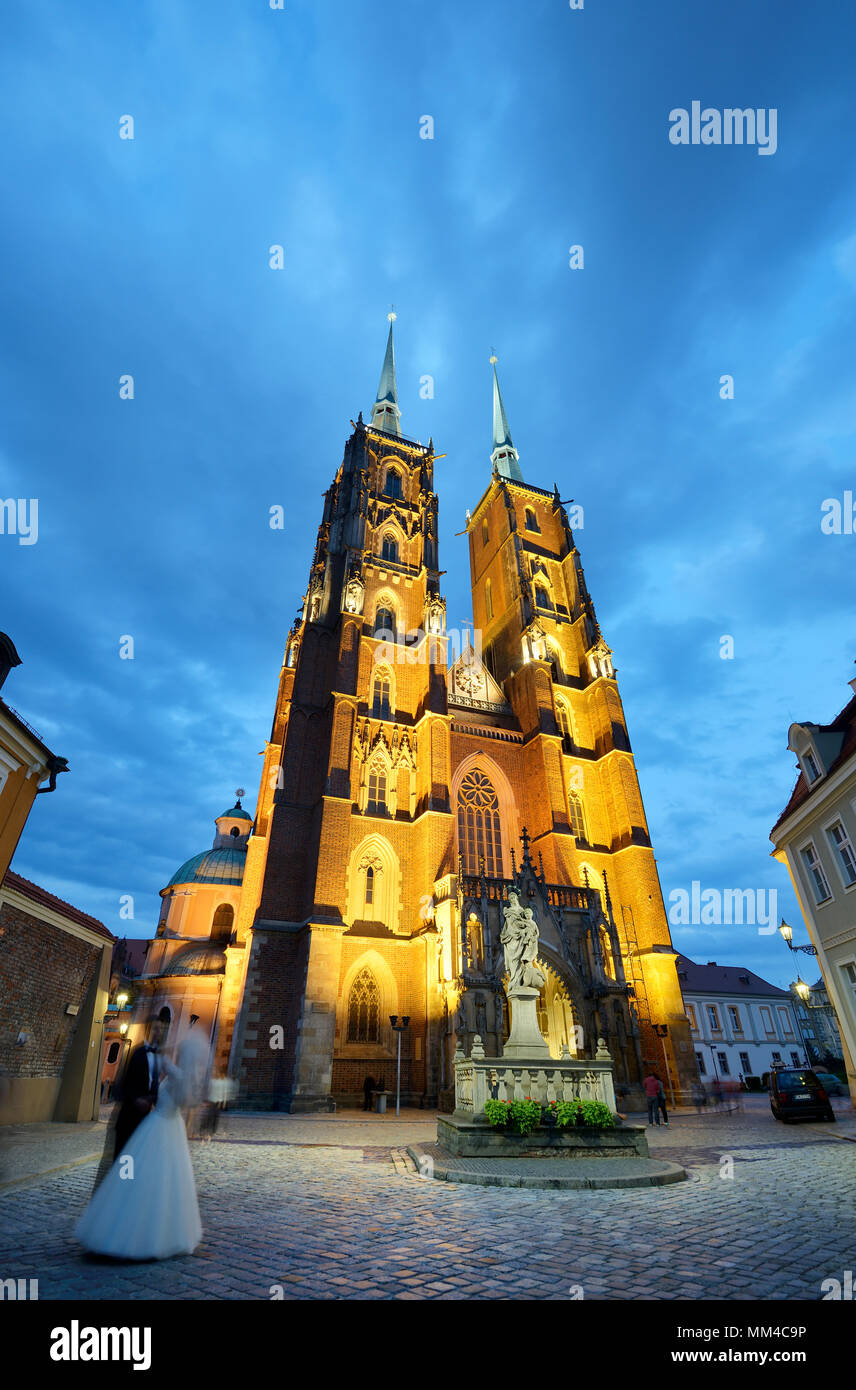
[502,986,552,1061]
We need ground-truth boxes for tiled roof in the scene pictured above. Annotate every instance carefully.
[166,847,246,888]
[675,954,789,998]
[771,692,856,835]
[2,869,113,941]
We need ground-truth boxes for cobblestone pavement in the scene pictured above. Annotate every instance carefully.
[1,1099,854,1300]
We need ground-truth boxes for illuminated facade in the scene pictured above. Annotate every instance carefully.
[219,324,696,1109]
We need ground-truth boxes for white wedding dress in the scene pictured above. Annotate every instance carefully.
[75,1056,202,1260]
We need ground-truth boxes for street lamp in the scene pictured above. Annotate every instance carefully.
[389,1015,410,1118]
[778,918,818,956]
[651,1024,675,1106]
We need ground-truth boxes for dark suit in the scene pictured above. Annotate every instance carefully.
[114,1044,159,1157]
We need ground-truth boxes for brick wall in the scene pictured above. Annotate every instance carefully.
[0,900,102,1078]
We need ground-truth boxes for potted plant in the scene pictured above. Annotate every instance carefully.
[484,1099,511,1128]
[507,1098,542,1136]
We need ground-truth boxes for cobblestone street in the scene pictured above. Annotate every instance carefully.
[2,1099,855,1300]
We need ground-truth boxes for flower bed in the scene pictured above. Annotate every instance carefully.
[484,1097,616,1133]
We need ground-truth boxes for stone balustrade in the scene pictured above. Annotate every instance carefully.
[454,1037,616,1120]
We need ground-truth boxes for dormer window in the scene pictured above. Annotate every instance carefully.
[802,750,821,783]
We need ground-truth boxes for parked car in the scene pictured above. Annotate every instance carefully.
[813,1070,850,1097]
[769,1068,835,1123]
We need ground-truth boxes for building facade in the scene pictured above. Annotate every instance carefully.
[676,954,806,1083]
[770,678,856,1092]
[0,871,113,1125]
[789,977,845,1066]
[214,324,696,1110]
[0,631,68,880]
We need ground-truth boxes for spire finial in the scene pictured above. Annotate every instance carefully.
[490,353,523,482]
[371,315,402,436]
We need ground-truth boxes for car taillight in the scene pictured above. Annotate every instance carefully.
[779,1092,790,1103]
[817,1087,827,1101]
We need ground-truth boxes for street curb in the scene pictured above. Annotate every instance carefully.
[0,1152,101,1193]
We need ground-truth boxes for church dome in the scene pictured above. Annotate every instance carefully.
[161,944,227,976]
[166,846,246,888]
[219,801,252,822]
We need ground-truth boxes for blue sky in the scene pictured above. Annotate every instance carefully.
[1,0,854,990]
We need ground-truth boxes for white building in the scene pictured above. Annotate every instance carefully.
[676,954,806,1083]
[770,676,856,1094]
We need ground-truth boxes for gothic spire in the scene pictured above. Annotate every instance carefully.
[370,312,402,436]
[490,354,523,481]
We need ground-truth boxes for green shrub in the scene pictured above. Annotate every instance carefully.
[508,1098,542,1135]
[555,1098,615,1129]
[484,1099,511,1127]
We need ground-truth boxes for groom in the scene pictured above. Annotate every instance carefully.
[114,1008,170,1158]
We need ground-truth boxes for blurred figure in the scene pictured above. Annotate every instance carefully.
[643,1068,662,1125]
[75,1024,203,1260]
[711,1078,723,1109]
[656,1077,669,1126]
[114,1008,170,1158]
[180,1016,213,1139]
[691,1080,707,1114]
[363,1074,376,1112]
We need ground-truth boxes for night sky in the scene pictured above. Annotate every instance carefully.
[2,0,854,990]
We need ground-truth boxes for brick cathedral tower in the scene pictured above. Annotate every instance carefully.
[222,327,696,1110]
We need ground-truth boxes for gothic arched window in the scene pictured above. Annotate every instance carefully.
[371,673,391,720]
[367,763,388,815]
[375,605,395,638]
[525,507,540,533]
[211,903,234,943]
[347,967,380,1042]
[457,768,503,877]
[384,469,403,499]
[365,866,375,912]
[568,791,587,843]
[381,533,398,563]
[556,700,573,744]
[482,519,489,546]
[535,586,553,611]
[485,578,493,622]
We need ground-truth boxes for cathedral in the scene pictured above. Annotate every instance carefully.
[141,320,696,1109]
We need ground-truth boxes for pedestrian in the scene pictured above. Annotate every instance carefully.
[656,1076,669,1126]
[691,1080,706,1114]
[643,1068,662,1126]
[711,1079,723,1109]
[363,1074,376,1112]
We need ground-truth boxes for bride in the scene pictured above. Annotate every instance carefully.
[75,1035,206,1260]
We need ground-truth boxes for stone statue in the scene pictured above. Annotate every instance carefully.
[475,995,488,1039]
[501,891,545,992]
[453,994,469,1038]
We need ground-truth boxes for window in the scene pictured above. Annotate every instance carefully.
[365,866,375,913]
[525,508,540,532]
[374,606,395,638]
[728,1005,742,1032]
[211,903,234,943]
[717,1052,730,1075]
[347,968,380,1042]
[826,820,856,887]
[802,750,821,783]
[706,1005,720,1031]
[790,1051,800,1067]
[535,586,553,611]
[695,1052,706,1075]
[771,1051,782,1066]
[739,1052,751,1073]
[778,1006,794,1037]
[568,791,587,843]
[843,961,856,1008]
[371,674,391,720]
[801,842,832,904]
[367,763,388,815]
[485,578,493,621]
[482,519,489,546]
[381,534,398,563]
[686,1004,698,1031]
[556,701,573,744]
[107,1041,121,1064]
[759,1005,774,1036]
[384,469,403,499]
[457,768,503,877]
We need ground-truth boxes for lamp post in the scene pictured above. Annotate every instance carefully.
[790,977,814,1066]
[652,1024,675,1106]
[389,1015,410,1117]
